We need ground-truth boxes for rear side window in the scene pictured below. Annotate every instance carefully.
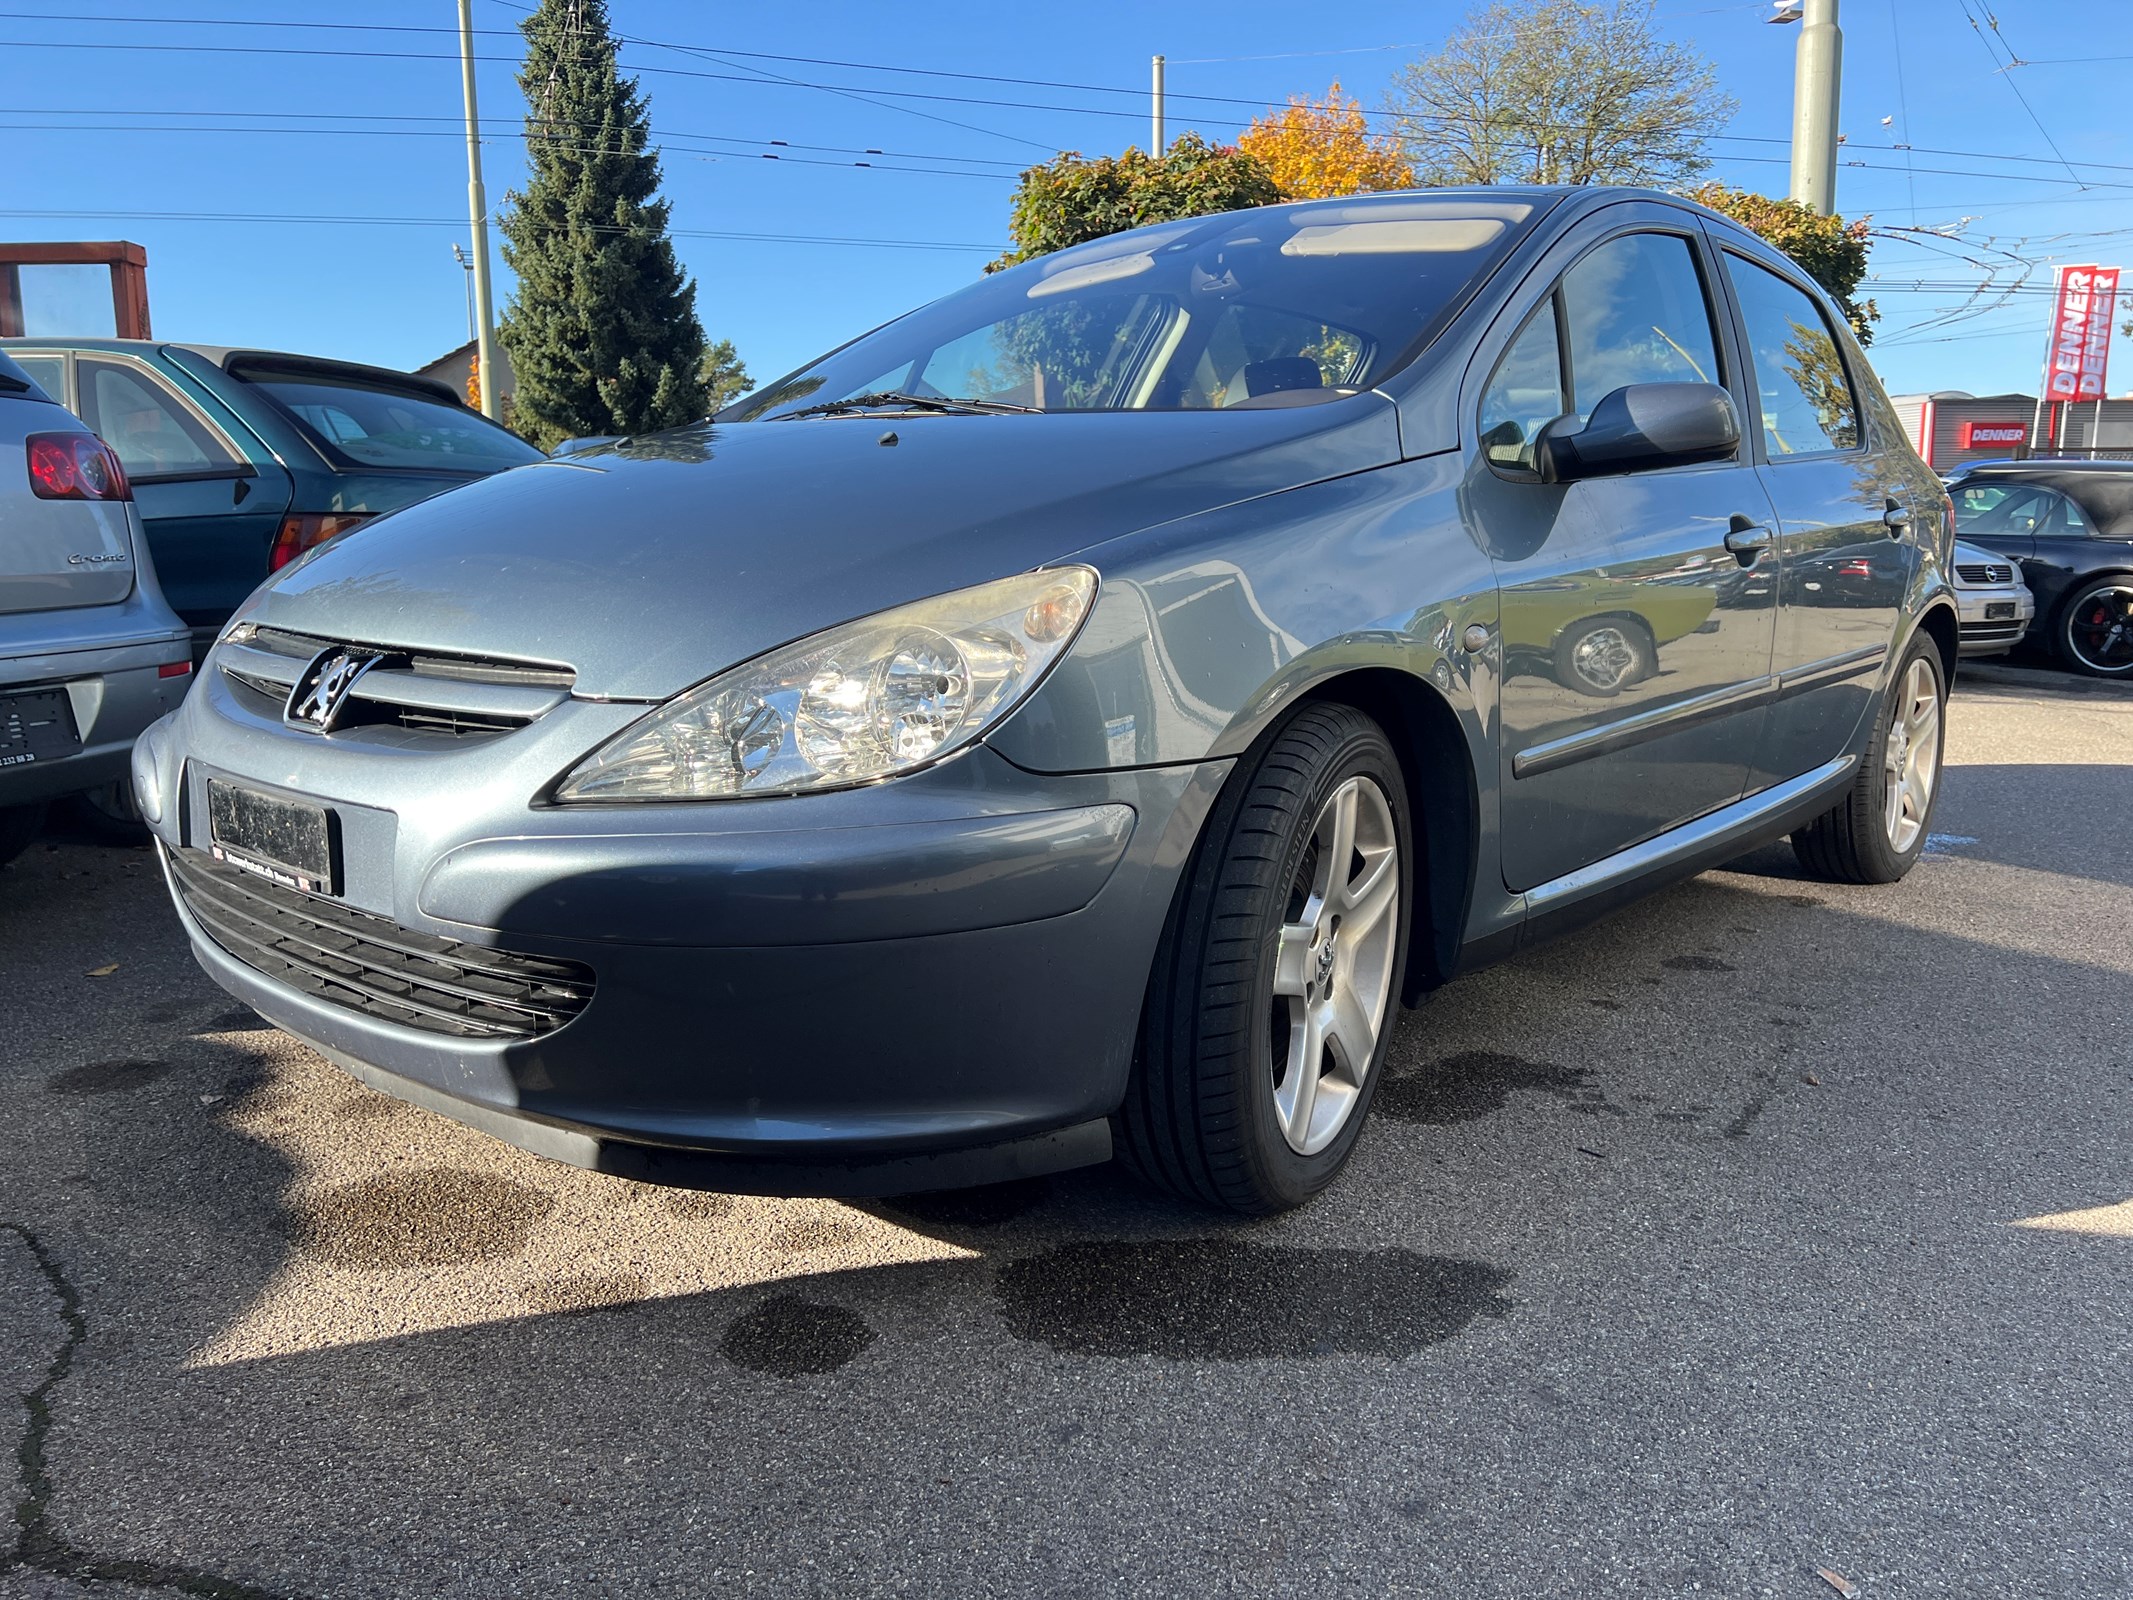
[76,358,240,477]
[239,371,543,471]
[1953,482,2089,537]
[1726,254,1859,456]
[3,350,62,402]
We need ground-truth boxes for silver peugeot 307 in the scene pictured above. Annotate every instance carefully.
[138,188,1957,1213]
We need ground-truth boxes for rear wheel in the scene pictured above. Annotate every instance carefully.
[2056,576,2133,677]
[66,780,148,844]
[0,802,47,870]
[1120,702,1411,1214]
[1791,632,1945,885]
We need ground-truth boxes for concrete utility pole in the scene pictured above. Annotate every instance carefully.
[1151,54,1166,157]
[1786,0,1843,215]
[458,0,501,420]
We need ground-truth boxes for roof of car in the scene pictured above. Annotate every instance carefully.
[0,337,467,408]
[1950,457,2133,475]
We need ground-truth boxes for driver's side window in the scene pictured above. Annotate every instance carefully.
[1478,230,1724,474]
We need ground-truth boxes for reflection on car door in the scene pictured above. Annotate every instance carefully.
[73,355,292,646]
[1717,250,1909,788]
[1471,222,1778,894]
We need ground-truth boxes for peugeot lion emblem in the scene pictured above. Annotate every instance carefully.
[285,647,382,732]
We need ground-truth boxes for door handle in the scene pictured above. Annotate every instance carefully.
[1723,517,1772,565]
[1883,498,1911,537]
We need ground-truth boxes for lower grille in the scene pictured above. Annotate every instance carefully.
[1960,620,2026,644]
[165,844,593,1040]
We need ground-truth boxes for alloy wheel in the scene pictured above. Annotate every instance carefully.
[1882,655,1941,854]
[2066,582,2133,675]
[1268,775,1401,1156]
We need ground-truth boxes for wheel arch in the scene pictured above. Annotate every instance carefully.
[1913,597,1959,688]
[1291,666,1478,1002]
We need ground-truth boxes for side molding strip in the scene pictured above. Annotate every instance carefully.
[1526,753,1857,912]
[1513,674,1777,778]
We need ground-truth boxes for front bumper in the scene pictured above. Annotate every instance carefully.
[1954,584,2035,657]
[141,665,1224,1192]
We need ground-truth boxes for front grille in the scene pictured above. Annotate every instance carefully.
[165,844,593,1040]
[218,626,572,742]
[1956,562,2014,584]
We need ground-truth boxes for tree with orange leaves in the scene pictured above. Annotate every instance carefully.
[1238,82,1415,200]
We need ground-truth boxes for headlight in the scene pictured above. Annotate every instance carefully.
[555,567,1097,802]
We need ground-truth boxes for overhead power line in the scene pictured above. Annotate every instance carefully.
[0,208,1001,251]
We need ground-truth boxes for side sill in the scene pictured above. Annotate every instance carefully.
[1450,754,1857,978]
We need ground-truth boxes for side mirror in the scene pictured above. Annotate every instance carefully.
[1534,382,1740,483]
[550,435,621,459]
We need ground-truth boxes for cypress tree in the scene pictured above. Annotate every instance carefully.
[498,0,707,447]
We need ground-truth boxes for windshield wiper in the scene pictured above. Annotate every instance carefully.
[774,389,1044,420]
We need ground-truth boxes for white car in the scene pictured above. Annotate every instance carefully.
[1950,539,2035,658]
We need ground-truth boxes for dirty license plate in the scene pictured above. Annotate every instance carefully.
[207,779,338,894]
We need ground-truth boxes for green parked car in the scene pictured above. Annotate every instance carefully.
[0,340,543,657]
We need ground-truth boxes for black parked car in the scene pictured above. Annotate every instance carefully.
[1944,460,2133,676]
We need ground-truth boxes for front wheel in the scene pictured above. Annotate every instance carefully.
[1120,702,1412,1214]
[1791,632,1946,885]
[2056,576,2133,677]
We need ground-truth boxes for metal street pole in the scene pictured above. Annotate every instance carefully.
[458,0,501,420]
[452,243,474,343]
[1787,0,1842,214]
[1151,54,1165,156]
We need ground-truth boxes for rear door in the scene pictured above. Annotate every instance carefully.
[1716,248,1910,789]
[1472,214,1779,893]
[72,353,292,641]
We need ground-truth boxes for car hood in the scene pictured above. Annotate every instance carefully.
[242,400,1401,699]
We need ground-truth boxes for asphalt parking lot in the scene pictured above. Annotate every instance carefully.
[3,656,2128,1600]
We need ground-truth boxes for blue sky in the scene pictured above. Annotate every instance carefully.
[2,0,2128,400]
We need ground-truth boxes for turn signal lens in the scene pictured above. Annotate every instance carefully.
[269,511,374,572]
[27,432,131,501]
[557,567,1099,802]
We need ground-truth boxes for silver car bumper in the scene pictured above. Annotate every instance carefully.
[1955,585,2036,657]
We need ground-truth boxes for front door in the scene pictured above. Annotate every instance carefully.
[1471,223,1778,894]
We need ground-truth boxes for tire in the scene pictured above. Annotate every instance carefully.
[1119,702,1413,1214]
[1791,631,1946,885]
[1553,615,1656,698]
[65,780,149,844]
[2054,575,2133,678]
[0,801,47,870]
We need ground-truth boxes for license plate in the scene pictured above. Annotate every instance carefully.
[1985,602,2016,620]
[0,689,80,770]
[207,779,338,895]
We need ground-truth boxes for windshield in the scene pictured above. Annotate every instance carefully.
[730,198,1540,419]
[240,370,544,471]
